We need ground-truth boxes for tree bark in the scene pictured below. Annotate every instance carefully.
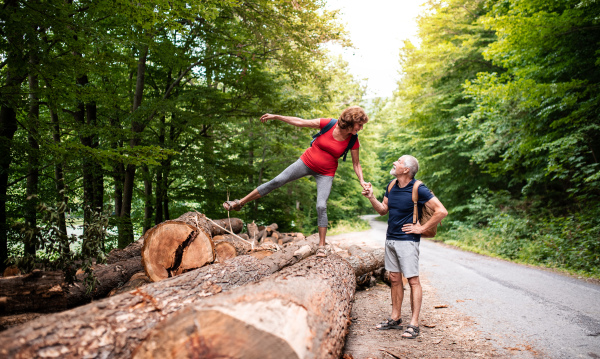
[50,107,68,237]
[0,5,26,269]
[338,244,385,280]
[0,238,319,358]
[119,44,149,247]
[0,256,143,315]
[24,59,40,256]
[134,254,356,359]
[142,164,153,234]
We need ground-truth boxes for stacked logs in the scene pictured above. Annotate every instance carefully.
[0,212,386,358]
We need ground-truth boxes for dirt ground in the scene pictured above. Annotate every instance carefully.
[342,277,506,359]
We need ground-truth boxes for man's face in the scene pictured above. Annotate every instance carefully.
[390,157,407,176]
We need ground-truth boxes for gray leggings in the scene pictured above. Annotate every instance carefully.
[257,159,333,227]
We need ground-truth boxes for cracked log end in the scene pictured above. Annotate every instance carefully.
[141,220,214,282]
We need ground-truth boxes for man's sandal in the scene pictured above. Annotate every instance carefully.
[376,318,402,330]
[316,246,327,258]
[402,324,420,339]
[223,199,243,211]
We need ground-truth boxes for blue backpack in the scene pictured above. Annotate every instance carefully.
[310,118,358,162]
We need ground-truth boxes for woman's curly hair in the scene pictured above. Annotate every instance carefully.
[338,106,369,130]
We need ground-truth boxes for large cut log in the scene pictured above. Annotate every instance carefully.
[141,219,214,282]
[0,237,320,358]
[108,214,242,264]
[0,256,143,315]
[134,254,356,359]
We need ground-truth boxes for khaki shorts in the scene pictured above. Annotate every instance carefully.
[384,240,420,278]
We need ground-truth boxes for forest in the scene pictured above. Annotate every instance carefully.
[1,0,598,283]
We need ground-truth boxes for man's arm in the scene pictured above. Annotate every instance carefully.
[362,184,389,216]
[402,197,448,234]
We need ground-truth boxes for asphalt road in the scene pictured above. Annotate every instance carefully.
[330,215,600,358]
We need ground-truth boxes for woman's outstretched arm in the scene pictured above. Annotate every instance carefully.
[350,148,368,189]
[260,114,321,129]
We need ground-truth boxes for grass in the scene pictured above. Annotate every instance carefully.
[328,218,372,236]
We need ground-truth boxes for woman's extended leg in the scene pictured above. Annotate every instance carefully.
[314,173,334,249]
[224,159,314,211]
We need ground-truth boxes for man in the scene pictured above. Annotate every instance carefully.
[362,155,447,339]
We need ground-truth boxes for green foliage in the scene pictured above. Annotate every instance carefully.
[370,0,600,277]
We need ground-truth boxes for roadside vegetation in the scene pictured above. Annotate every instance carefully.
[368,0,600,278]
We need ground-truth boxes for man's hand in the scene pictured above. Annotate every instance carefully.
[360,181,371,190]
[362,185,374,198]
[402,222,424,234]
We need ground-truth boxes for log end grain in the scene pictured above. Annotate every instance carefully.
[141,221,214,282]
[214,241,237,262]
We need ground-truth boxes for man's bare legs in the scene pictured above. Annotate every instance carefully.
[402,276,422,338]
[389,272,403,321]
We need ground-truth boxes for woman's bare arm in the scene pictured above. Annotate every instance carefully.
[260,114,320,129]
[350,148,368,189]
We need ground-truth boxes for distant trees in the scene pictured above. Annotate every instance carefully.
[0,0,368,271]
[372,0,600,275]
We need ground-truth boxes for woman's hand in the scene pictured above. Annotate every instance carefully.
[260,113,277,123]
[360,181,371,190]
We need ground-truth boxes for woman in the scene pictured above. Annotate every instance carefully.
[223,106,369,257]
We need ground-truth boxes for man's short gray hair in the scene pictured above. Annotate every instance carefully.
[400,155,419,178]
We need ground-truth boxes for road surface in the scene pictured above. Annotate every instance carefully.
[329,215,600,358]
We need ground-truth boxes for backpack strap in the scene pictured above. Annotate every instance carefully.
[387,179,397,195]
[341,134,358,162]
[412,180,423,224]
[310,118,337,147]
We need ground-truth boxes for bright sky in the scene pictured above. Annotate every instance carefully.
[325,0,428,99]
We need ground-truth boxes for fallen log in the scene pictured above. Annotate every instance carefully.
[339,244,385,279]
[213,241,237,262]
[105,214,240,264]
[212,233,252,255]
[108,272,152,297]
[0,237,320,358]
[0,256,143,315]
[134,254,356,359]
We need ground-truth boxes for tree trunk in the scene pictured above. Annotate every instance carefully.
[134,254,356,359]
[119,45,149,247]
[0,27,26,271]
[142,164,153,234]
[50,107,67,237]
[0,238,320,358]
[0,256,143,315]
[24,63,40,256]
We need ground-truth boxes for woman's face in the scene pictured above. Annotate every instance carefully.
[350,121,365,135]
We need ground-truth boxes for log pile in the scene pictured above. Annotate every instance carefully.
[0,211,388,358]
